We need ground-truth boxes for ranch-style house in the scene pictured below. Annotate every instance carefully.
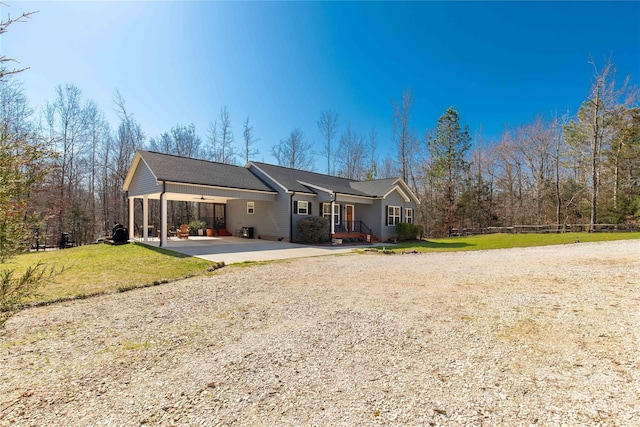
[123,150,419,246]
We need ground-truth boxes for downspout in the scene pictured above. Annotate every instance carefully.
[289,192,296,242]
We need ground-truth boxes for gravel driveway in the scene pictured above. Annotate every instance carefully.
[1,240,639,426]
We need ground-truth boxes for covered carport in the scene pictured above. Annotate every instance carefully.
[123,151,277,247]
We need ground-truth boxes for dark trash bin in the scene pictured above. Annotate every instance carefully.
[59,233,69,249]
[112,222,124,235]
[112,227,128,244]
[242,227,254,239]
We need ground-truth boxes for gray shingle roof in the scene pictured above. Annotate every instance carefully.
[134,152,409,199]
[250,162,402,198]
[250,162,366,195]
[350,178,401,196]
[139,151,275,193]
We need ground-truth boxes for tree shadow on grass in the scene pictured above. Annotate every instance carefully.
[418,241,475,249]
[135,243,193,259]
[390,240,476,250]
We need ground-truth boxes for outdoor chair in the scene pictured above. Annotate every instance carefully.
[157,224,177,239]
[177,224,189,239]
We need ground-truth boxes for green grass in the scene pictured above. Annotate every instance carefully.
[1,243,214,305]
[3,232,638,308]
[374,232,640,253]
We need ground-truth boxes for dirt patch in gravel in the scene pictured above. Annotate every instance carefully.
[1,240,639,426]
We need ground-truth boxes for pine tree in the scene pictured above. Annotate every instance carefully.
[426,107,471,236]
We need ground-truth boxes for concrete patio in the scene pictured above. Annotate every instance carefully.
[134,236,362,264]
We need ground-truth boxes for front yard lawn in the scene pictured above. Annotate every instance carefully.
[376,232,640,253]
[2,243,214,305]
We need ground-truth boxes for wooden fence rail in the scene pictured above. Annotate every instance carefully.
[450,224,640,236]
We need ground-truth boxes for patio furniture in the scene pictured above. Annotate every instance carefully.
[157,224,177,238]
[177,224,189,239]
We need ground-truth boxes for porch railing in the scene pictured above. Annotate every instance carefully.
[335,220,372,235]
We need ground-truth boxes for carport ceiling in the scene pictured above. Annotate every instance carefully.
[140,192,235,204]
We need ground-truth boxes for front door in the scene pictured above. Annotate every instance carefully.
[213,204,226,232]
[346,205,354,232]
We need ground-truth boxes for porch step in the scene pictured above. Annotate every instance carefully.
[332,232,380,243]
[332,232,364,239]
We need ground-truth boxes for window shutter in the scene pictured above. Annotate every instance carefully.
[293,200,298,215]
[400,207,404,224]
[309,202,312,216]
[385,205,389,226]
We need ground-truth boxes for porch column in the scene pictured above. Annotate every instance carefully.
[128,196,135,240]
[160,192,167,247]
[330,200,335,235]
[142,195,149,243]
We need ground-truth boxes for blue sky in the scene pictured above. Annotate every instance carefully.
[3,1,640,170]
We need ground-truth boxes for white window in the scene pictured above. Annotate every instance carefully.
[296,200,309,215]
[322,203,332,219]
[247,201,254,215]
[387,206,401,226]
[405,208,413,224]
[322,203,340,225]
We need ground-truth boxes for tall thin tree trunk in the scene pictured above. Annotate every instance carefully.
[590,88,600,232]
[555,143,561,229]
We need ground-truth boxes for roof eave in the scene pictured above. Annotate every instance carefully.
[334,192,377,200]
[248,162,290,193]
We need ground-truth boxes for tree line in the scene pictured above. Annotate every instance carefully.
[1,8,638,246]
[408,61,639,237]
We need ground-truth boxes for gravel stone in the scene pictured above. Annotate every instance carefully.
[1,240,639,425]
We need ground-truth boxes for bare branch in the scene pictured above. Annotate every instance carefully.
[0,8,38,79]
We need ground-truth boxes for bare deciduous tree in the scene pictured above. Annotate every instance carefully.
[207,107,236,164]
[317,110,339,175]
[45,84,92,240]
[380,154,395,179]
[564,59,636,230]
[206,120,219,161]
[336,123,366,180]
[365,126,378,180]
[110,90,144,228]
[219,106,235,163]
[85,102,110,237]
[392,89,416,184]
[242,116,259,164]
[0,9,37,78]
[271,128,313,170]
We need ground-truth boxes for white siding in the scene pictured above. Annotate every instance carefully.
[243,165,296,241]
[127,161,160,197]
[227,196,291,241]
[380,189,418,242]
